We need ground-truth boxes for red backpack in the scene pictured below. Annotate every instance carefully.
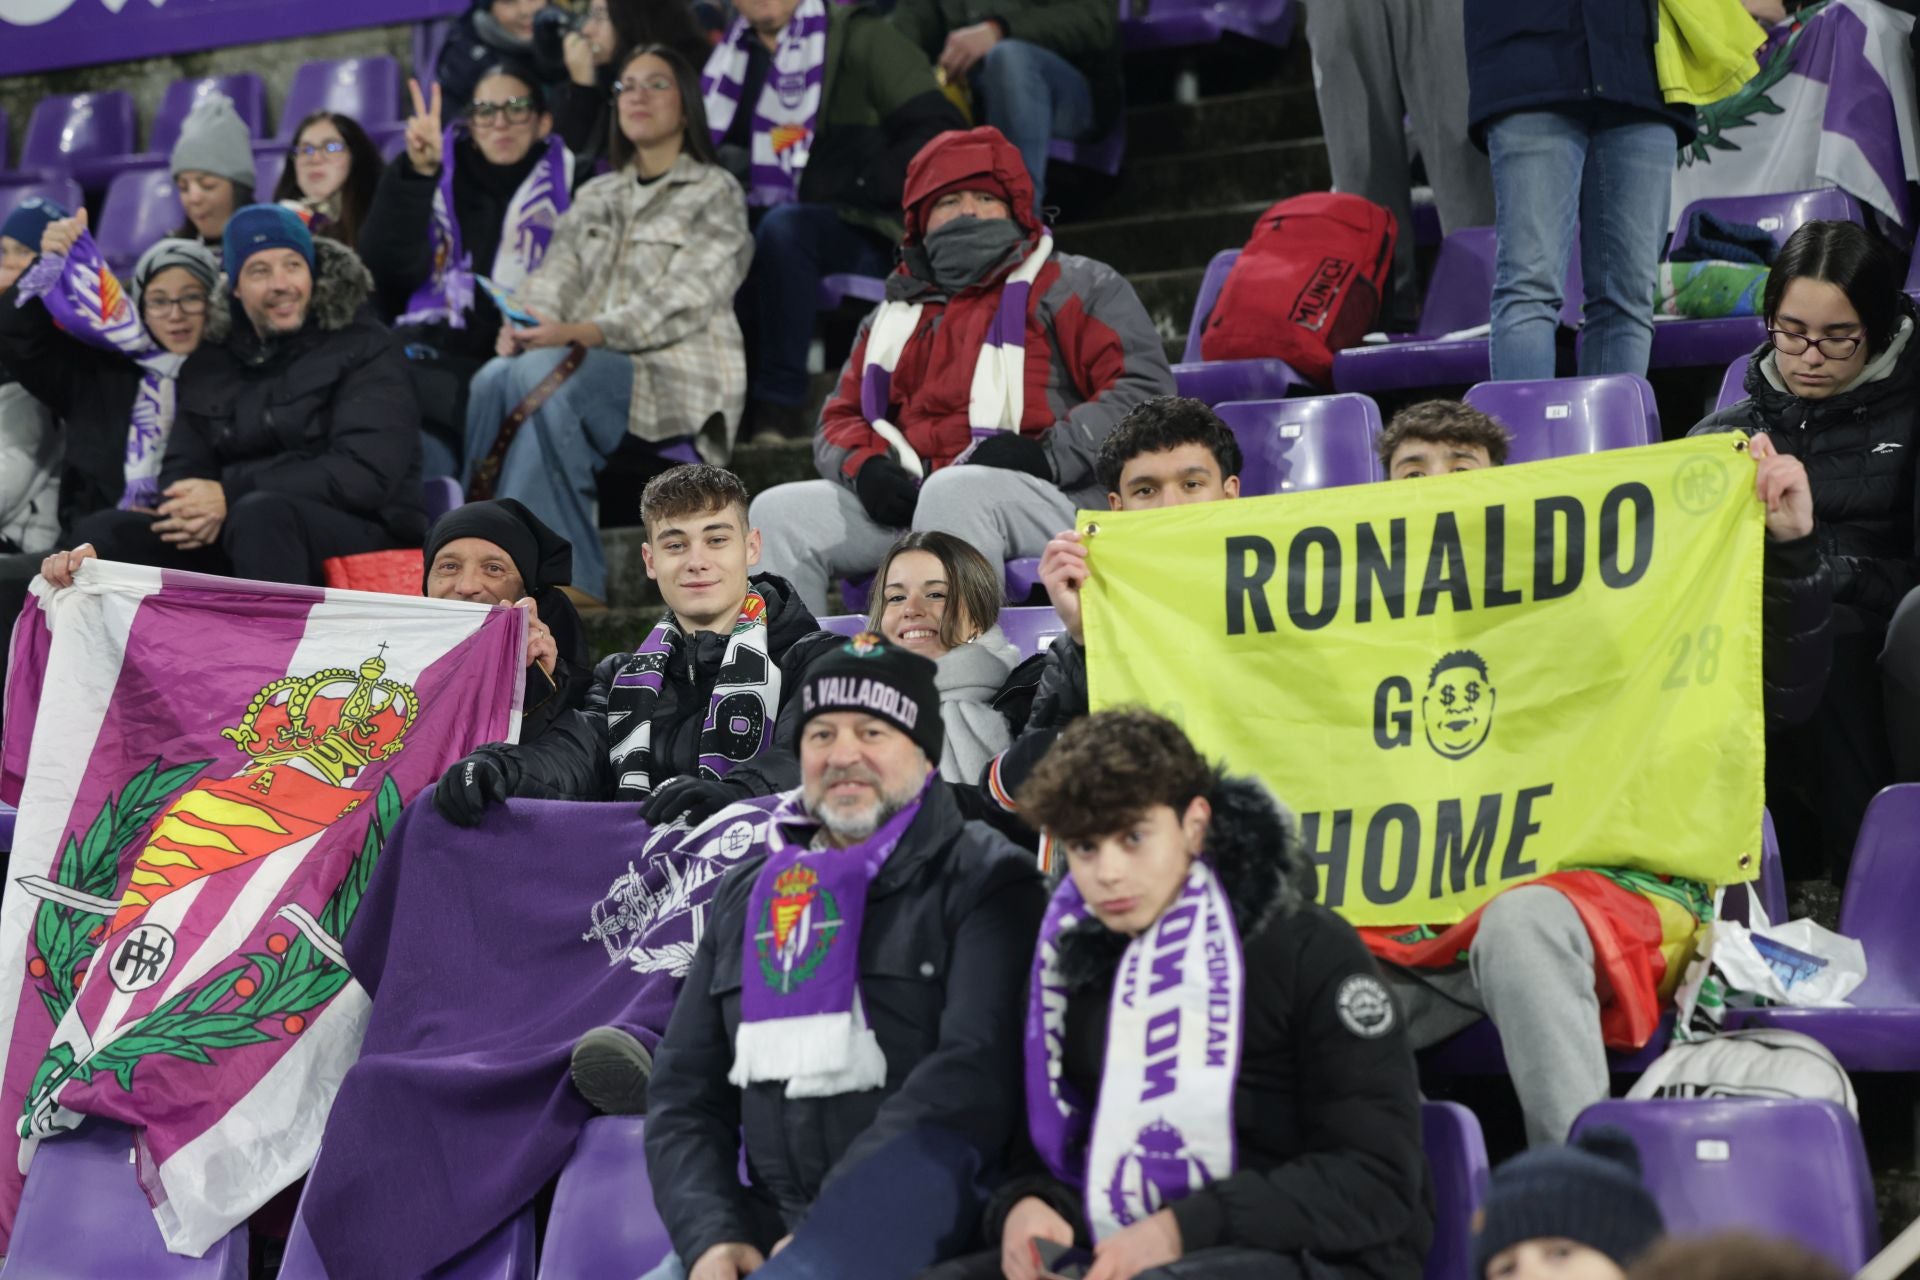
[1198,193,1398,388]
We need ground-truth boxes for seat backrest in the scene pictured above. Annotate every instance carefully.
[1421,1101,1490,1280]
[21,91,137,170]
[816,614,867,637]
[998,606,1065,659]
[0,177,85,228]
[1723,809,1789,929]
[423,476,464,523]
[1416,227,1497,339]
[1571,1098,1877,1273]
[150,75,268,154]
[96,167,184,274]
[254,150,287,203]
[539,1116,669,1278]
[0,106,9,171]
[1464,374,1658,463]
[1715,354,1753,412]
[1215,395,1385,493]
[1182,248,1239,363]
[1668,188,1867,258]
[1838,784,1920,1005]
[279,58,403,139]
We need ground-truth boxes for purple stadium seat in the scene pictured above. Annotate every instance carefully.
[19,91,137,179]
[96,167,184,275]
[1121,0,1295,52]
[1715,353,1753,412]
[369,122,410,163]
[1462,374,1658,464]
[1571,1098,1877,1273]
[254,150,287,204]
[1048,118,1126,177]
[1647,188,1865,371]
[281,1192,536,1279]
[278,58,404,140]
[1726,784,1920,1069]
[1171,249,1313,405]
[0,106,9,171]
[424,476,464,522]
[538,1116,672,1277]
[816,272,887,310]
[1214,394,1386,491]
[149,76,269,155]
[1907,239,1920,304]
[1722,808,1790,929]
[1422,1102,1490,1280]
[1420,1011,1675,1078]
[5,1120,248,1278]
[818,613,867,637]
[1332,227,1498,394]
[0,176,84,227]
[0,801,14,852]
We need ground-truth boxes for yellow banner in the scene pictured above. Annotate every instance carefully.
[1082,435,1765,926]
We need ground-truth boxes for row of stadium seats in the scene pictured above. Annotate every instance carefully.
[7,1091,1879,1278]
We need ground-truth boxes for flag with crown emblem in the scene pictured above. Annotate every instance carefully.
[0,560,524,1255]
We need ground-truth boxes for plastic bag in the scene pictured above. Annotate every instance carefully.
[1673,884,1867,1040]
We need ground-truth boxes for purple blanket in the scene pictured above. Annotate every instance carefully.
[302,794,780,1276]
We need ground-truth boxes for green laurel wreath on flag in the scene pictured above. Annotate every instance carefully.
[17,774,402,1133]
[1682,1,1831,167]
[26,758,214,1030]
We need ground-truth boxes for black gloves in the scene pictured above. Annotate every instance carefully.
[641,776,743,827]
[967,432,1053,480]
[854,456,920,529]
[434,748,519,827]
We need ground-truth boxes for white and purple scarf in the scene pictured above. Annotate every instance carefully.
[605,589,780,796]
[700,0,828,208]
[730,776,931,1097]
[400,129,574,329]
[859,233,1052,477]
[1026,860,1244,1240]
[17,231,185,511]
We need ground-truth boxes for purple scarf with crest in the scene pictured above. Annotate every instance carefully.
[16,231,184,510]
[699,0,828,208]
[400,130,573,328]
[1025,859,1244,1240]
[729,775,931,1097]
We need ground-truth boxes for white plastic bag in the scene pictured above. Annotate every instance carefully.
[1673,884,1867,1039]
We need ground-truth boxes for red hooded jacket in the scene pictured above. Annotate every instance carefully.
[813,127,1173,504]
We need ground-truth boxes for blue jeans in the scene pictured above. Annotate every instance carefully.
[974,39,1096,206]
[1486,107,1675,381]
[747,203,894,407]
[463,345,634,600]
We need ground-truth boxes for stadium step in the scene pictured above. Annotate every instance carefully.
[1124,84,1324,157]
[1091,136,1331,220]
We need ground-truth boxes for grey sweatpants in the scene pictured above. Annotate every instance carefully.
[1305,0,1496,312]
[750,470,1079,616]
[1380,884,1609,1147]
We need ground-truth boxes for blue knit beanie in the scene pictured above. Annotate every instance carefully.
[222,204,315,282]
[1,197,69,253]
[1471,1127,1665,1277]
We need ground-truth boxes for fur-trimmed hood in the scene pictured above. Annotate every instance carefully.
[207,236,376,350]
[1054,774,1314,991]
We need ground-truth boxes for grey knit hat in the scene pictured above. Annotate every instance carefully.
[168,95,256,191]
[132,238,222,309]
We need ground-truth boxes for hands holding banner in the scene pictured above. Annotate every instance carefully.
[1750,432,1814,541]
[1038,530,1090,645]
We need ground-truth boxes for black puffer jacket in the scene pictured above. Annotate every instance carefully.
[489,572,838,801]
[985,776,1431,1280]
[645,779,1048,1263]
[169,238,426,544]
[1691,305,1920,623]
[0,278,230,538]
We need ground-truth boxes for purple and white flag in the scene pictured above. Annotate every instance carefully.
[1673,0,1919,230]
[1025,860,1243,1241]
[0,560,524,1254]
[701,0,828,208]
[857,233,1053,477]
[400,131,574,329]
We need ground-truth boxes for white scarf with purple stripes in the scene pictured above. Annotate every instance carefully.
[700,0,828,208]
[858,233,1052,478]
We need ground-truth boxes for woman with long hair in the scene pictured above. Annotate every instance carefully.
[461,44,748,604]
[274,111,383,247]
[359,62,573,478]
[552,0,710,164]
[1691,218,1920,880]
[866,531,1022,784]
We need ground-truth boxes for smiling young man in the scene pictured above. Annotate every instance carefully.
[639,635,1046,1280]
[437,463,838,830]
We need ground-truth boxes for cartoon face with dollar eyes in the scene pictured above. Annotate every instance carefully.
[1421,650,1494,760]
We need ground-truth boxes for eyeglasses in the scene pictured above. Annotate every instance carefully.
[144,293,208,317]
[612,75,676,99]
[470,97,537,126]
[294,140,348,159]
[1767,328,1864,360]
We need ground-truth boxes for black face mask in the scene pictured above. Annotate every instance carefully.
[921,216,1026,292]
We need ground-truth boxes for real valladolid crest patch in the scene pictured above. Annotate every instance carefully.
[756,864,845,992]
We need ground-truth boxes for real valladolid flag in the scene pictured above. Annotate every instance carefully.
[0,561,525,1255]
